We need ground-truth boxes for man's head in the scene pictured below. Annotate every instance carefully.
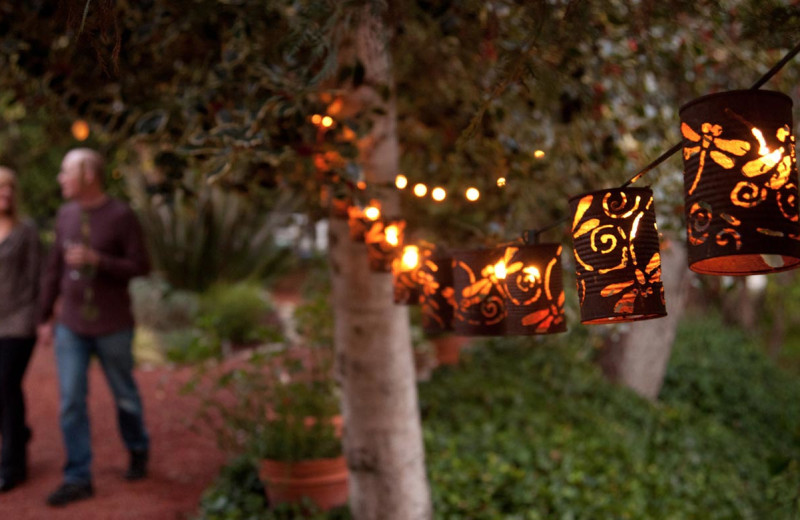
[58,148,106,201]
[0,166,18,220]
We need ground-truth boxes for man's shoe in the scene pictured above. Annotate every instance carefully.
[46,482,94,507]
[0,474,25,493]
[124,449,148,481]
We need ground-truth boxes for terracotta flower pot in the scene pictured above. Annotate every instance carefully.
[433,335,468,366]
[259,455,349,510]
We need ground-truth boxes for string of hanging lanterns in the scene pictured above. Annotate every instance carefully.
[328,41,800,337]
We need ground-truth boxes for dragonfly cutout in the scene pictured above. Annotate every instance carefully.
[682,122,750,195]
[742,125,794,190]
[599,252,662,315]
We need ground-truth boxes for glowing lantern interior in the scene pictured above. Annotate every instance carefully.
[523,266,540,283]
[493,260,507,280]
[364,206,381,221]
[401,246,420,271]
[385,225,400,246]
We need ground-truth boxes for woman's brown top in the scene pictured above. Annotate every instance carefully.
[0,218,41,338]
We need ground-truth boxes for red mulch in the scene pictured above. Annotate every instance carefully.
[0,343,227,520]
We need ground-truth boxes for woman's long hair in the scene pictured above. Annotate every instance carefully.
[0,166,19,223]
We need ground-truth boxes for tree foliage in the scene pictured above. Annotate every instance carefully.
[2,0,798,243]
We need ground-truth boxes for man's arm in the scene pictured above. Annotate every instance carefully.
[94,208,150,281]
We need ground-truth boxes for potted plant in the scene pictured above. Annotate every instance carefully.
[252,374,347,511]
[190,277,348,511]
[253,288,348,511]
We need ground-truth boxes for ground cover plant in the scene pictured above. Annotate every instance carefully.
[421,314,800,519]
[195,312,800,518]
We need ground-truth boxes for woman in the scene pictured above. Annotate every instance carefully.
[0,166,40,492]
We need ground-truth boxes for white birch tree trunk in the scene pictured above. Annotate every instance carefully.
[329,4,432,519]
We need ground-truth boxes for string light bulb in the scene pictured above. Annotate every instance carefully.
[497,177,506,187]
[321,116,334,128]
[534,150,545,159]
[465,187,480,202]
[71,120,90,141]
[413,183,428,197]
[311,114,323,125]
[432,187,447,201]
[396,174,408,189]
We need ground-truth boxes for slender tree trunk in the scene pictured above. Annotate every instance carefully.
[330,4,432,519]
[599,234,690,400]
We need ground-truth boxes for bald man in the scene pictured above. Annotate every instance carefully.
[39,148,151,507]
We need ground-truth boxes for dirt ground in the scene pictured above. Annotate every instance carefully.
[0,343,227,520]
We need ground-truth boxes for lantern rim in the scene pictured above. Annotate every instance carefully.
[581,312,666,325]
[567,186,653,204]
[689,253,800,276]
[679,89,792,115]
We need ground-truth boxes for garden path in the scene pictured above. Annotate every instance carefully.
[0,340,226,520]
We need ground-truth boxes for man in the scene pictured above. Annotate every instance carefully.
[39,148,151,507]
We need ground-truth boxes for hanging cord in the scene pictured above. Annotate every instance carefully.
[621,40,800,188]
[523,216,570,244]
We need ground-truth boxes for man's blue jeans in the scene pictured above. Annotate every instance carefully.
[54,325,149,484]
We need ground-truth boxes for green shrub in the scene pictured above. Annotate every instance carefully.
[199,282,283,346]
[163,328,221,363]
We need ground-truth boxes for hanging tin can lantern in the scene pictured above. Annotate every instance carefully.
[365,220,405,272]
[680,90,800,274]
[452,248,507,336]
[392,245,422,305]
[348,200,381,242]
[569,187,667,324]
[502,243,567,335]
[418,254,455,334]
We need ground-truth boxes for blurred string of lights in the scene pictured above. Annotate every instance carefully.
[308,110,547,206]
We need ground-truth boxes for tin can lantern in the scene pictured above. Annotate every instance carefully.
[680,90,800,274]
[365,220,405,272]
[570,187,667,324]
[348,201,381,242]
